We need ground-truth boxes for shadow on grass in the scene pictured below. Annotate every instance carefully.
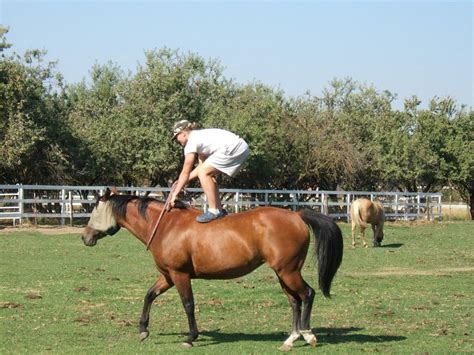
[380,243,404,248]
[182,326,406,347]
[314,327,406,345]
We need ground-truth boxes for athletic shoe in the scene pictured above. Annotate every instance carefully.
[196,210,226,223]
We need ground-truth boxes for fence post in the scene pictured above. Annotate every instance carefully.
[426,197,431,221]
[394,194,398,220]
[438,195,442,220]
[320,192,324,215]
[346,193,351,223]
[234,192,239,213]
[33,192,37,226]
[448,194,452,221]
[18,185,24,226]
[404,195,408,221]
[61,188,66,226]
[69,191,74,227]
[322,193,328,215]
[292,193,298,211]
[417,194,421,218]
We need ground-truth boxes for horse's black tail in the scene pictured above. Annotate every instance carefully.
[299,210,343,298]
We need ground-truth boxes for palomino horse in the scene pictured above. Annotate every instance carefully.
[350,198,385,248]
[81,189,343,350]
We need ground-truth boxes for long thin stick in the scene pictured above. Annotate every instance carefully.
[146,183,176,250]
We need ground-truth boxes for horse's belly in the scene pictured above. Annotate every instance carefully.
[193,259,264,280]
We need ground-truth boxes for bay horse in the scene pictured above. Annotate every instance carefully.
[81,188,343,350]
[350,198,385,248]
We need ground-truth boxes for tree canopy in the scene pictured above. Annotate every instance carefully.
[0,33,472,217]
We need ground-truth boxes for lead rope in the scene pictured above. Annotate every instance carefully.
[146,182,177,250]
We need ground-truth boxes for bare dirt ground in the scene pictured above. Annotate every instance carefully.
[0,226,84,235]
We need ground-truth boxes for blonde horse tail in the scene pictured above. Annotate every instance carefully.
[351,200,367,228]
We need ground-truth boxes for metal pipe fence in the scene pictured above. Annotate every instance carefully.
[0,184,442,226]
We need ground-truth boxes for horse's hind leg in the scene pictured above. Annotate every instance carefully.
[139,274,173,341]
[276,275,302,351]
[359,226,368,248]
[351,221,357,247]
[301,282,315,337]
[169,271,198,347]
[277,272,317,350]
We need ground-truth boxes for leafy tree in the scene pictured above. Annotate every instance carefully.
[203,82,290,188]
[283,94,365,191]
[65,61,125,185]
[0,49,72,183]
[1,34,472,220]
[303,78,397,190]
[0,26,12,52]
[66,49,228,187]
[444,108,473,218]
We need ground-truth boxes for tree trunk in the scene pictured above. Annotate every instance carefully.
[470,188,474,220]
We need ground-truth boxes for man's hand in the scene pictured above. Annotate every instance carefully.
[168,181,180,210]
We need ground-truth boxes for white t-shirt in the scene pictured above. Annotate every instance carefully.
[184,129,242,156]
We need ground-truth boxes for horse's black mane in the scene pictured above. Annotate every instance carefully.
[102,194,188,220]
[108,194,161,220]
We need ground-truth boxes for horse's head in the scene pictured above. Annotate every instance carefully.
[82,188,121,246]
[374,229,384,247]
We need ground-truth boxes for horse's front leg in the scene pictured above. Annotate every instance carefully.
[371,224,378,247]
[170,271,198,347]
[373,224,383,247]
[139,274,173,341]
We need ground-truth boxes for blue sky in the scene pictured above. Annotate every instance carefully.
[1,0,473,109]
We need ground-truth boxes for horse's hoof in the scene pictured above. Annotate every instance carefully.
[301,330,317,347]
[182,342,193,348]
[139,331,149,341]
[279,344,292,352]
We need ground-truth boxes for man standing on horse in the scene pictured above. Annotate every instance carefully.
[170,120,250,223]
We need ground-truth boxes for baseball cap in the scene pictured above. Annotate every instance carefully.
[172,120,191,139]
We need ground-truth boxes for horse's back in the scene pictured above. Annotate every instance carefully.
[161,207,310,278]
[217,207,311,260]
[248,207,311,268]
[351,198,385,226]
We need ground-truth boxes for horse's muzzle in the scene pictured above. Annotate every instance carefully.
[82,234,97,246]
[81,225,106,247]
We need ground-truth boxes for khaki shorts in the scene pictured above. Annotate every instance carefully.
[205,139,250,177]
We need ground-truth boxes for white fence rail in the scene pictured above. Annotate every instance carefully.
[0,184,442,226]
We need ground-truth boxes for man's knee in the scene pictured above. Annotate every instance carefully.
[198,164,219,179]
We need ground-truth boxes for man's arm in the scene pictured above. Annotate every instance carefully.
[170,153,196,206]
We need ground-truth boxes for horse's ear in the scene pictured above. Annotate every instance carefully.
[100,188,112,202]
[111,186,119,195]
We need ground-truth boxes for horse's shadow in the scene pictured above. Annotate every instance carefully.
[160,327,406,347]
[312,327,406,345]
[380,243,404,248]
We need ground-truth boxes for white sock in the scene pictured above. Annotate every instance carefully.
[208,208,219,215]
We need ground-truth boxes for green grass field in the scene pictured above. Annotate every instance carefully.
[1,221,473,354]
